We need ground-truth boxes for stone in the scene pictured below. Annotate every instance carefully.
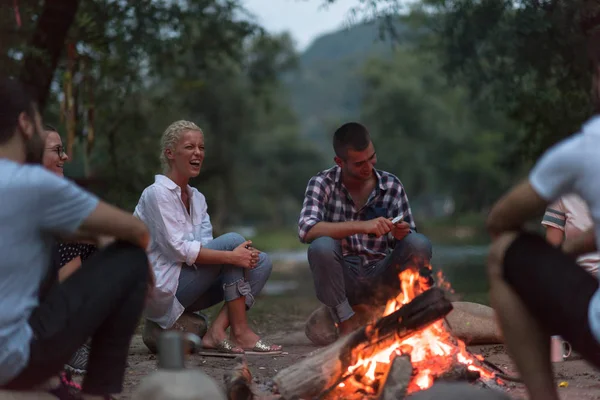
[446,302,503,345]
[304,304,383,346]
[305,305,337,346]
[143,312,208,354]
[407,382,511,400]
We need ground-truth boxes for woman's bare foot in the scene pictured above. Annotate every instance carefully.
[202,326,243,353]
[231,327,282,351]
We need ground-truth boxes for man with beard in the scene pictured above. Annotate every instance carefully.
[298,122,432,340]
[485,33,600,400]
[0,76,152,400]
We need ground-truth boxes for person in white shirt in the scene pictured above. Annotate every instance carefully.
[542,194,600,275]
[135,120,281,355]
[485,34,600,400]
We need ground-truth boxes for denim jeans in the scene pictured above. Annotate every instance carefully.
[175,233,272,311]
[307,233,432,322]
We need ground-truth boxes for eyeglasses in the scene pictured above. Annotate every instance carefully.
[46,146,66,157]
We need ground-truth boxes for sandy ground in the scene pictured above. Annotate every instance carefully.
[113,325,600,400]
[69,259,600,399]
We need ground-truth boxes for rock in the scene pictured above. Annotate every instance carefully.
[131,369,226,400]
[305,306,337,346]
[304,304,383,346]
[143,312,208,354]
[447,302,503,345]
[407,382,511,400]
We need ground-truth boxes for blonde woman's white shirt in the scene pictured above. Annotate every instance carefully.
[134,175,213,329]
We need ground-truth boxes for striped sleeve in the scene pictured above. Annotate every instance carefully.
[541,200,566,230]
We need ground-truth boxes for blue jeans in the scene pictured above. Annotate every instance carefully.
[307,233,432,323]
[175,233,272,311]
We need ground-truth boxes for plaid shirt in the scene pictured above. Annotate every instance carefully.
[298,166,416,266]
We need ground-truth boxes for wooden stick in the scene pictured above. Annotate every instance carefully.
[273,288,453,400]
[225,356,254,400]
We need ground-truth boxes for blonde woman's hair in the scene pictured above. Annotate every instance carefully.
[159,120,203,173]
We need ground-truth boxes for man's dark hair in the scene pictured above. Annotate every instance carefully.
[44,124,58,132]
[333,122,371,159]
[0,77,36,145]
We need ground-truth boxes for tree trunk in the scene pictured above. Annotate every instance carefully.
[19,0,80,111]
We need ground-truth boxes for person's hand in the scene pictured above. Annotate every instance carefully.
[362,217,394,238]
[392,221,411,241]
[231,240,260,268]
[97,235,115,248]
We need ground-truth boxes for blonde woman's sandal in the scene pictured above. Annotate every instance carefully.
[243,339,283,355]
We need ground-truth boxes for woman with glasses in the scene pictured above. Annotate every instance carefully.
[41,125,96,375]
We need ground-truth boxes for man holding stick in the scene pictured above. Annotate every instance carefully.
[298,122,433,339]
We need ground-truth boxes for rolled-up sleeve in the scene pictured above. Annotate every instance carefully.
[298,176,328,243]
[135,186,201,265]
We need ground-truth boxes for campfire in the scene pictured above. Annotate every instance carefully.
[336,267,498,397]
[265,265,504,400]
[225,264,505,400]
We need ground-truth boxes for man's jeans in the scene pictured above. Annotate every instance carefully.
[307,233,432,322]
[4,241,150,395]
[176,233,273,311]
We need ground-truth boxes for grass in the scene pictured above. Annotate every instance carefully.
[250,228,307,252]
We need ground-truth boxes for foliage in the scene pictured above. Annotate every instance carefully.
[360,48,519,213]
[3,0,324,231]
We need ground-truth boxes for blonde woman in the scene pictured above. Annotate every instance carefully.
[135,120,281,354]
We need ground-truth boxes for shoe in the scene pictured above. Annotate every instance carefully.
[48,370,82,399]
[65,343,90,375]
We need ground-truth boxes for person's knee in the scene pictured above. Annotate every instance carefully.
[307,237,340,269]
[105,241,149,278]
[219,232,246,249]
[403,233,432,257]
[487,232,518,282]
[256,252,273,276]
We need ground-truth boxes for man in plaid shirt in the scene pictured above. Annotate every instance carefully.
[298,122,432,338]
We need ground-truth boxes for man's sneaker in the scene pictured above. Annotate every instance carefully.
[65,343,90,375]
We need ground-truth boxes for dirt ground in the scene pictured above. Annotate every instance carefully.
[110,260,600,399]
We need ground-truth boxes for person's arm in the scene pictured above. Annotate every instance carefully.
[486,180,549,238]
[298,175,364,243]
[488,136,581,238]
[38,171,149,249]
[545,226,565,246]
[139,187,252,267]
[541,201,566,247]
[563,228,598,257]
[58,256,82,282]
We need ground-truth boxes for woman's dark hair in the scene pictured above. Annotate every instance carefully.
[44,124,58,132]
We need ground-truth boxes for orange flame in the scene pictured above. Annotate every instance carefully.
[342,265,496,396]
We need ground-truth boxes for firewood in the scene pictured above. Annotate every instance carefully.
[379,355,413,400]
[225,356,254,400]
[273,288,453,400]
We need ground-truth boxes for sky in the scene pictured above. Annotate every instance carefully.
[243,0,358,50]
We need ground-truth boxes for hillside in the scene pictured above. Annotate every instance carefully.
[285,21,403,150]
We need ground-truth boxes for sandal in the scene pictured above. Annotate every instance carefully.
[208,338,244,354]
[243,339,283,355]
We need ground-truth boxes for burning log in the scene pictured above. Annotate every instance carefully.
[225,356,254,400]
[272,288,452,400]
[379,355,413,400]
